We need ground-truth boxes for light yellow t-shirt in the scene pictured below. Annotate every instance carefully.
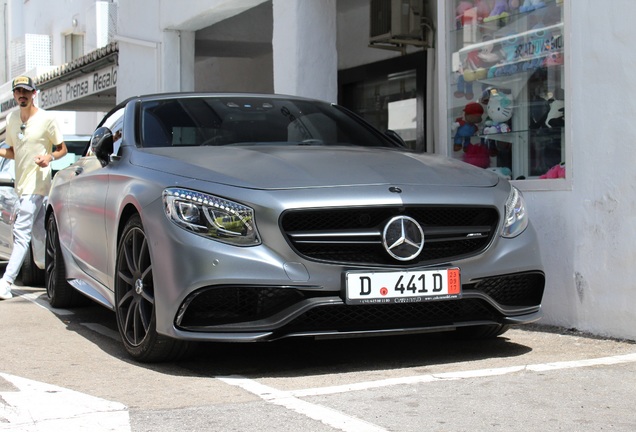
[6,109,63,196]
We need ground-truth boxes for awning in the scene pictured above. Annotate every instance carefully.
[34,42,119,112]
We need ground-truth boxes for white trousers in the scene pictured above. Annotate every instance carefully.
[3,194,46,284]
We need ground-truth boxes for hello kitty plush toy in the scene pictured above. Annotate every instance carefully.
[483,89,513,134]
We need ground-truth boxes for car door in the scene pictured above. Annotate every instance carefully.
[63,108,124,288]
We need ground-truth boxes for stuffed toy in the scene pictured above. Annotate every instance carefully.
[455,36,500,100]
[453,102,491,168]
[456,1,475,28]
[483,89,513,134]
[539,162,565,179]
[520,0,545,13]
[477,39,501,66]
[473,0,491,22]
[455,50,483,99]
[453,102,484,151]
[483,0,510,22]
[454,74,474,100]
[488,166,512,179]
[544,98,564,128]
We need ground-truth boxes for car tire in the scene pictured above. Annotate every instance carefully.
[453,324,510,339]
[115,215,195,363]
[45,213,86,308]
[20,243,45,287]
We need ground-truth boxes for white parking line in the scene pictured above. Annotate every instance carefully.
[218,376,389,432]
[219,352,636,432]
[0,373,130,432]
[288,352,636,397]
[12,290,74,315]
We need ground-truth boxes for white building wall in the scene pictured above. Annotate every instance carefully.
[272,0,337,102]
[524,0,636,339]
[8,0,101,65]
[115,0,161,100]
[116,0,272,101]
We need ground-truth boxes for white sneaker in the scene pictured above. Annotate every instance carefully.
[0,279,13,300]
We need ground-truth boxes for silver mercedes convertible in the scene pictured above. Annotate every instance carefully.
[45,93,545,362]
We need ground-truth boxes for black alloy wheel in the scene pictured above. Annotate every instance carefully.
[45,213,85,307]
[20,242,45,287]
[115,214,194,362]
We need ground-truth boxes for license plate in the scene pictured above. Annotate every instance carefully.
[345,268,461,305]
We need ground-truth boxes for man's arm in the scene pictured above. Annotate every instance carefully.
[34,142,68,168]
[51,141,68,162]
[0,147,15,160]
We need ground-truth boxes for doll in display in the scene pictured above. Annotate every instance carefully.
[456,1,475,28]
[482,88,513,134]
[455,0,492,28]
[453,102,484,152]
[453,102,491,169]
[539,162,565,178]
[483,0,510,23]
[544,97,564,128]
[458,0,522,26]
[519,0,545,13]
[454,35,501,100]
[482,88,514,171]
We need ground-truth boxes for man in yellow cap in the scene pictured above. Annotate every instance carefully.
[0,75,67,299]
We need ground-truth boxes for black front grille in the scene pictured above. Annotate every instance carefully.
[466,272,546,307]
[279,299,498,334]
[281,206,499,265]
[178,286,309,327]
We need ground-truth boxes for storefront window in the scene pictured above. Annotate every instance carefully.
[339,52,427,151]
[344,71,417,148]
[448,0,565,180]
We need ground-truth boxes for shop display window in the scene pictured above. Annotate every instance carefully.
[448,0,565,180]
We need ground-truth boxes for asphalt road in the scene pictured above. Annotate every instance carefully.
[1,281,635,432]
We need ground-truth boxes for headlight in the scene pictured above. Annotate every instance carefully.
[502,186,528,238]
[163,188,260,246]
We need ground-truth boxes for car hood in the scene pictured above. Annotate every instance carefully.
[133,146,499,189]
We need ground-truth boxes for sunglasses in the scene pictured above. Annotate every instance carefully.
[18,123,25,140]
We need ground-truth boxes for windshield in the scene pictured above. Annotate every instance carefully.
[139,96,400,149]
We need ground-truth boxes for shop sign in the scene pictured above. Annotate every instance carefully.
[0,97,18,114]
[38,65,118,110]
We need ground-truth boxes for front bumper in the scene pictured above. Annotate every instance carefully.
[169,270,544,342]
[142,191,545,342]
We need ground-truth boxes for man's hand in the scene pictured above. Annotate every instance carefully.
[34,154,53,167]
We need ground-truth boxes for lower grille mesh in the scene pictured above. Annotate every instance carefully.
[177,272,544,331]
[279,299,497,334]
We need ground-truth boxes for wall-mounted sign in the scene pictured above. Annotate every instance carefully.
[38,64,118,110]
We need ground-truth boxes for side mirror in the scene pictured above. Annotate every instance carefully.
[91,127,114,167]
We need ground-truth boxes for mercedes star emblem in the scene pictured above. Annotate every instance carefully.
[382,216,425,261]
